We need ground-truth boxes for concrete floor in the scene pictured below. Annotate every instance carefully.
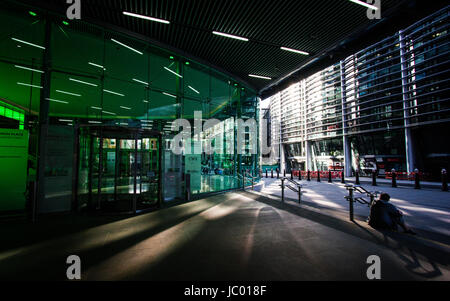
[0,190,449,281]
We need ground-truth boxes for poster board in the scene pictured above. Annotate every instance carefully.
[0,129,29,211]
[41,126,74,213]
[185,154,201,192]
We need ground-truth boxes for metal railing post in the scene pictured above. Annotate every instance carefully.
[349,187,354,221]
[442,169,448,192]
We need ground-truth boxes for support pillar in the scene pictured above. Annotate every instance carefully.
[343,136,352,177]
[280,143,286,175]
[340,60,352,177]
[399,30,416,173]
[305,140,313,172]
[35,19,52,219]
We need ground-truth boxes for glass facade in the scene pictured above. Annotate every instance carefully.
[403,9,450,125]
[264,6,450,178]
[265,63,345,172]
[306,63,343,141]
[0,3,259,214]
[343,34,403,134]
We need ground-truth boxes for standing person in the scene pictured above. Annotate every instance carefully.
[368,193,416,234]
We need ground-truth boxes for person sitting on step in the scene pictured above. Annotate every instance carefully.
[368,192,416,235]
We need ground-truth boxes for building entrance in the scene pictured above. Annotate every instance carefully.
[76,126,162,214]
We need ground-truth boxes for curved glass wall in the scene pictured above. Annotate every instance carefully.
[0,3,259,213]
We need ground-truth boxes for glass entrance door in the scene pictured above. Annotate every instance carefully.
[138,138,160,208]
[76,126,161,214]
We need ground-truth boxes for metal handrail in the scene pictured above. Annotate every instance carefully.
[344,184,380,221]
[286,178,301,188]
[244,172,258,179]
[237,172,254,190]
[353,185,376,197]
[244,171,258,190]
[279,177,303,204]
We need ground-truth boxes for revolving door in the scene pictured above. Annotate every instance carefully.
[76,126,162,214]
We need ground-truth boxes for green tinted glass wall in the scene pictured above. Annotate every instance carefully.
[0,2,259,210]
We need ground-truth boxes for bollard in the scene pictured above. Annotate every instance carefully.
[341,171,345,184]
[355,170,360,185]
[414,168,420,189]
[271,169,274,178]
[348,187,354,221]
[442,169,448,192]
[252,176,254,190]
[291,171,293,180]
[266,169,268,178]
[328,170,332,183]
[242,173,246,190]
[298,185,302,204]
[277,169,280,179]
[317,171,321,182]
[299,170,302,181]
[281,178,285,203]
[283,170,286,178]
[307,170,311,181]
[372,171,377,186]
[391,168,397,188]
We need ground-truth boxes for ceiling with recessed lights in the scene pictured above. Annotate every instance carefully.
[7,0,449,95]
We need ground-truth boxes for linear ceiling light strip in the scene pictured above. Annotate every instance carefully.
[212,31,249,42]
[123,11,170,24]
[111,38,143,55]
[349,0,379,10]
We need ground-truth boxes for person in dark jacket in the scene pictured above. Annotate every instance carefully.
[368,193,416,234]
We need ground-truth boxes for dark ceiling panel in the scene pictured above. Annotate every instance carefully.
[8,0,449,94]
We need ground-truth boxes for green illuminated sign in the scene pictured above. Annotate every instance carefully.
[0,101,25,130]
